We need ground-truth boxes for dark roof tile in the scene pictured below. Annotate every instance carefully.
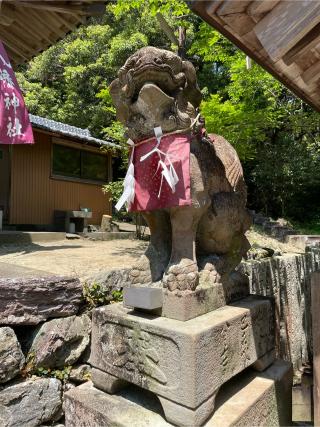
[29,114,120,149]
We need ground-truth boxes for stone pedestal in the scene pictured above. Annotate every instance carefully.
[124,271,250,321]
[64,360,292,427]
[90,296,275,426]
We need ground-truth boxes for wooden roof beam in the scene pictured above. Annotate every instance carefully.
[0,3,15,26]
[4,47,22,65]
[205,1,224,16]
[53,11,83,31]
[38,10,79,34]
[25,9,61,41]
[283,22,320,66]
[0,35,29,61]
[254,1,320,62]
[0,29,35,56]
[35,9,71,36]
[301,58,320,85]
[216,1,255,37]
[14,1,105,16]
[17,9,58,46]
[2,10,50,53]
[0,14,12,26]
[247,0,280,18]
[189,0,320,112]
[216,0,251,15]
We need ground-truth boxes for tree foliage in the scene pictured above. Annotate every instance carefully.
[17,0,320,224]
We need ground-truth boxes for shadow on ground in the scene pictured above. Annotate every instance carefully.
[110,241,148,259]
[0,243,83,256]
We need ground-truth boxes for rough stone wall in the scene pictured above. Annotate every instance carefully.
[239,247,320,373]
[0,275,91,427]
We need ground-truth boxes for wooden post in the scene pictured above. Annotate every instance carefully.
[178,26,186,59]
[312,271,320,425]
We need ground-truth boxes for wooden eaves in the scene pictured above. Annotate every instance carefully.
[0,1,105,67]
[189,0,320,112]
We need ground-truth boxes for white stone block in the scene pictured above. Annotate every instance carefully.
[124,287,163,310]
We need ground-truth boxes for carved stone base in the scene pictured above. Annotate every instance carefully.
[124,271,250,321]
[92,367,218,427]
[64,360,292,427]
[161,282,226,321]
[90,296,275,425]
[91,367,128,394]
[158,392,218,426]
[124,283,227,320]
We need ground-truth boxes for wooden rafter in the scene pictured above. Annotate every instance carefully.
[283,22,320,66]
[254,1,320,62]
[13,1,105,16]
[190,0,320,112]
[247,0,280,18]
[0,0,105,66]
[51,11,82,32]
[0,30,35,56]
[0,35,29,61]
[301,59,320,85]
[16,9,57,45]
[217,0,251,15]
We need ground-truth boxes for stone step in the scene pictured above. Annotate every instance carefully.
[285,234,320,250]
[82,231,135,241]
[64,360,292,427]
[0,231,66,244]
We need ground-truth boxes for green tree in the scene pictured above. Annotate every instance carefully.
[17,0,320,224]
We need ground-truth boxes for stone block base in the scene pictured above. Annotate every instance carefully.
[64,360,292,427]
[124,271,250,321]
[161,282,228,321]
[90,296,275,425]
[162,270,250,321]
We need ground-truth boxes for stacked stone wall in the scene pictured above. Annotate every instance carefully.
[0,276,91,427]
[239,247,320,373]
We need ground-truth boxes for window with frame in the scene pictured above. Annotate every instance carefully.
[52,144,108,182]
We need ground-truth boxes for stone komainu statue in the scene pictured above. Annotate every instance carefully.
[110,46,251,293]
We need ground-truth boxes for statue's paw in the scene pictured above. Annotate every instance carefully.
[129,255,152,285]
[163,259,199,291]
[198,255,223,282]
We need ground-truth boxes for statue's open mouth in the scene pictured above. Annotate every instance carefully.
[123,65,186,102]
[131,82,176,127]
[133,82,174,109]
[129,81,193,135]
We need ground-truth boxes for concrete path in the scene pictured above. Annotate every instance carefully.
[0,239,148,280]
[0,228,298,281]
[0,262,50,278]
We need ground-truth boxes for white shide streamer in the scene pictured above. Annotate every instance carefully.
[115,138,135,211]
[140,126,179,198]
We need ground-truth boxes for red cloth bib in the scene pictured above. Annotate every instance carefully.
[129,133,192,212]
